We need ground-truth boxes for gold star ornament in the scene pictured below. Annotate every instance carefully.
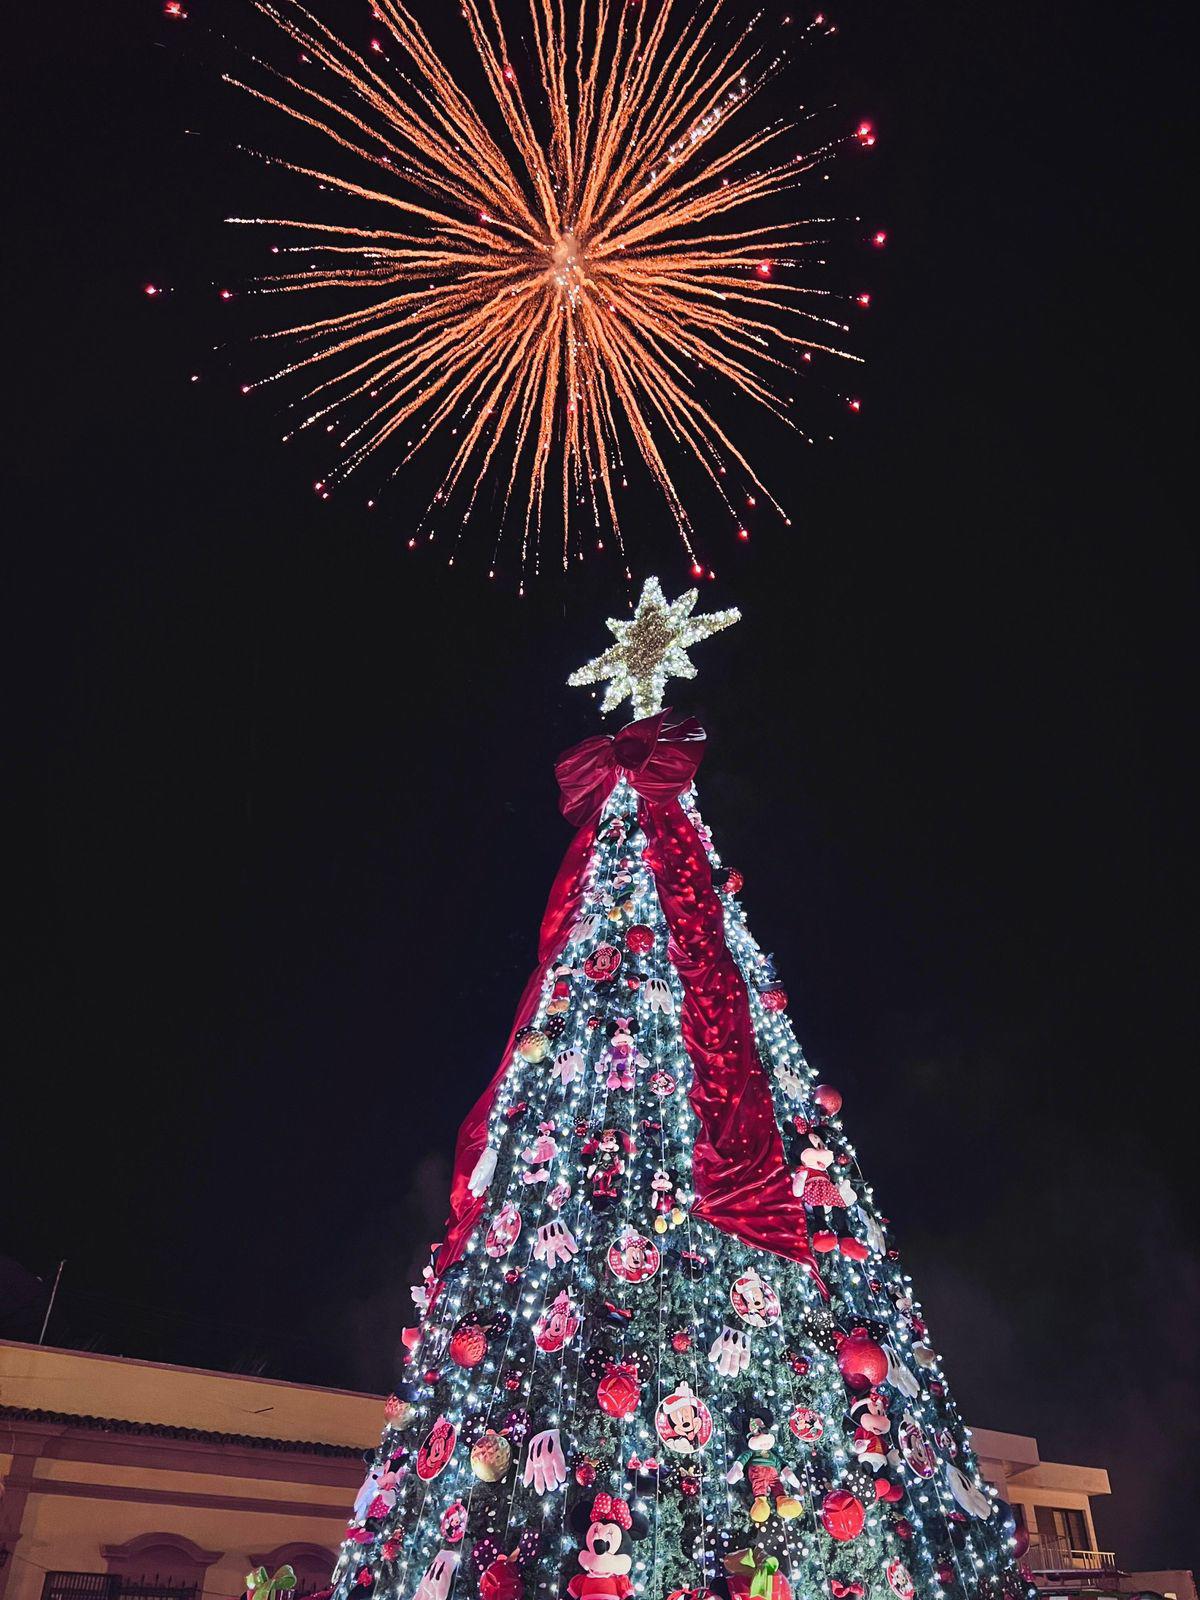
[568,577,741,719]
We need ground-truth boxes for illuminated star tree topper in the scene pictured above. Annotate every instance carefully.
[567,577,740,719]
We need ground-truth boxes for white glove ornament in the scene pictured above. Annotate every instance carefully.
[532,1219,579,1267]
[522,1428,568,1494]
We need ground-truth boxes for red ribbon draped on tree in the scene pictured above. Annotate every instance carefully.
[436,713,820,1291]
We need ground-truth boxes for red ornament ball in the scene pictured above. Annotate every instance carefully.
[1012,1526,1030,1560]
[837,1331,888,1387]
[504,1268,522,1286]
[626,924,655,954]
[479,1560,524,1600]
[893,1518,914,1541]
[821,1488,866,1542]
[448,1324,487,1368]
[788,1354,811,1376]
[936,1564,956,1586]
[759,985,789,1013]
[678,1472,701,1499]
[574,1457,597,1488]
[504,1374,522,1392]
[813,1083,843,1115]
[670,1330,693,1353]
[422,1369,441,1386]
[597,1362,641,1419]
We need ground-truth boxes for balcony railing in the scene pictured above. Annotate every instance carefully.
[1025,1537,1119,1575]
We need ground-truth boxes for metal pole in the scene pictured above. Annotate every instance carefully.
[37,1260,65,1344]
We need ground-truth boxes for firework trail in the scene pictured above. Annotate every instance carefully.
[225,0,868,582]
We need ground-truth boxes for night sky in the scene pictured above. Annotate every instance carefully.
[6,0,1195,1578]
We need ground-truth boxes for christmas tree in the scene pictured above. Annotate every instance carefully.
[333,580,1029,1600]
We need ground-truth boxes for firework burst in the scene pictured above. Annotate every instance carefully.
[225,0,868,581]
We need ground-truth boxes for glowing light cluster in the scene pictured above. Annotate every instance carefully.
[223,0,872,580]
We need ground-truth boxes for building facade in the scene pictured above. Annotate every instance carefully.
[2,1341,1193,1600]
[0,1341,377,1600]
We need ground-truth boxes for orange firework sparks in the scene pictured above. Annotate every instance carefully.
[226,0,866,580]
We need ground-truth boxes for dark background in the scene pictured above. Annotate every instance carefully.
[5,0,1195,1577]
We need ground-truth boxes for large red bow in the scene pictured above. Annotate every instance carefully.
[555,711,706,827]
[590,1493,632,1530]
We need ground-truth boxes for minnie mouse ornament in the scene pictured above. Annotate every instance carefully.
[567,1492,649,1599]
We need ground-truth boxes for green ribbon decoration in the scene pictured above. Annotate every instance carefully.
[749,1555,780,1599]
[245,1567,297,1600]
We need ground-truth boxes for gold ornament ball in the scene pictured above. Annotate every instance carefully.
[516,1029,551,1064]
[470,1429,512,1482]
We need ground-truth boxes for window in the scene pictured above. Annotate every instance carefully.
[102,1535,221,1597]
[1034,1507,1090,1549]
[248,1546,334,1597]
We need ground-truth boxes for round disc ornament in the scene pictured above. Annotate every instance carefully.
[788,1405,825,1442]
[485,1203,522,1258]
[729,1268,781,1327]
[440,1501,468,1543]
[607,1228,661,1283]
[648,1069,677,1098]
[626,924,655,955]
[416,1415,458,1481]
[886,1560,915,1600]
[654,1381,713,1455]
[897,1412,937,1479]
[584,944,623,982]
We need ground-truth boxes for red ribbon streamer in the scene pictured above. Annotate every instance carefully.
[436,714,821,1293]
[436,714,703,1275]
[639,797,822,1287]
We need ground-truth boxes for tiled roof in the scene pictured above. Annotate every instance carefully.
[0,1403,365,1458]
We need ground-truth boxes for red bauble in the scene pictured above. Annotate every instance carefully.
[837,1330,888,1387]
[759,985,789,1012]
[1012,1526,1030,1560]
[597,1362,641,1419]
[821,1489,866,1542]
[423,1369,441,1386]
[449,1324,487,1368]
[626,924,655,954]
[584,944,622,981]
[936,1565,956,1587]
[679,1472,701,1498]
[813,1083,843,1115]
[479,1559,524,1600]
[574,1458,597,1488]
[504,1375,522,1392]
[504,1268,522,1285]
[671,1330,693,1353]
[788,1354,810,1376]
[893,1518,914,1541]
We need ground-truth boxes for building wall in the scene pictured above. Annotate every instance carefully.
[0,1342,379,1600]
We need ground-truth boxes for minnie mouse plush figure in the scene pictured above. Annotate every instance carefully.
[567,1492,649,1598]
